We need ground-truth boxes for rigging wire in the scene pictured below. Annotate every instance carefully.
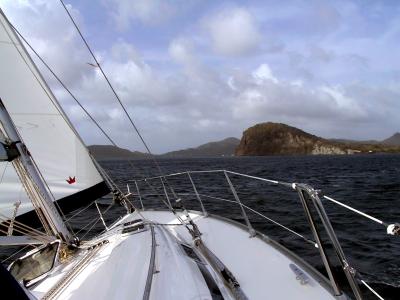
[0,213,48,237]
[8,3,198,237]
[0,161,8,184]
[11,4,171,193]
[0,14,79,140]
[59,0,164,175]
[10,20,141,215]
[11,19,160,192]
[9,24,117,148]
[26,152,77,238]
[8,21,152,236]
[1,15,82,237]
[64,201,95,222]
[58,0,195,233]
[0,223,52,244]
[8,16,141,210]
[12,161,53,236]
[1,245,32,263]
[78,203,113,240]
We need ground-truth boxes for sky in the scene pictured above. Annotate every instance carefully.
[0,0,399,153]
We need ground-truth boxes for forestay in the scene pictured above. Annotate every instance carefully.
[0,9,109,220]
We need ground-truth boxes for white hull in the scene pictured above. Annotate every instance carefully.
[29,210,338,300]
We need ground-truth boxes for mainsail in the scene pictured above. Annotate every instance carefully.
[0,9,109,222]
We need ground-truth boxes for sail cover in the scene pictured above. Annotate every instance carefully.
[0,10,109,221]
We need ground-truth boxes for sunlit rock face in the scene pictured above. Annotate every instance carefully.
[311,144,346,155]
[235,122,347,156]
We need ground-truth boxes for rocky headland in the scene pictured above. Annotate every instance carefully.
[235,122,400,156]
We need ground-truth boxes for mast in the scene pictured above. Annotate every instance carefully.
[0,99,72,242]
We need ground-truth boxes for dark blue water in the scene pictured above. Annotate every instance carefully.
[2,154,399,299]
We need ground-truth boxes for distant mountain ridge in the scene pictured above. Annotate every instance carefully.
[88,145,149,160]
[328,138,380,145]
[89,125,400,159]
[162,137,240,157]
[88,137,240,160]
[382,133,400,146]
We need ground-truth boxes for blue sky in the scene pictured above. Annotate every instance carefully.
[1,0,399,153]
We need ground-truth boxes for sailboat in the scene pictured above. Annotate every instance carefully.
[0,4,397,300]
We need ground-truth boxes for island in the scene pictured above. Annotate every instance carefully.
[235,122,400,156]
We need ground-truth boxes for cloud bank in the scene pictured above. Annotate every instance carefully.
[1,0,399,153]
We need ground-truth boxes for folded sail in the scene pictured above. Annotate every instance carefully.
[0,10,109,221]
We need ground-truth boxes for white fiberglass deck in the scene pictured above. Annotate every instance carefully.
[142,210,335,300]
[30,210,336,300]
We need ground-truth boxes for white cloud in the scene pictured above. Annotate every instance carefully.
[103,0,175,29]
[319,85,366,117]
[230,64,373,136]
[205,7,261,56]
[252,64,278,84]
[168,38,195,65]
[1,0,92,89]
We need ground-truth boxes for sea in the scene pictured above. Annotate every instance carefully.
[2,154,400,299]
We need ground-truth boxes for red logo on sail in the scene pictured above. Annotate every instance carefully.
[66,176,76,184]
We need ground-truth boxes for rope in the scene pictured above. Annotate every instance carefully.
[12,161,53,235]
[7,201,21,235]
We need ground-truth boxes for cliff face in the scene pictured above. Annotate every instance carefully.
[235,122,346,156]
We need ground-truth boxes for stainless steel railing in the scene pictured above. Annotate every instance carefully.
[128,169,396,300]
